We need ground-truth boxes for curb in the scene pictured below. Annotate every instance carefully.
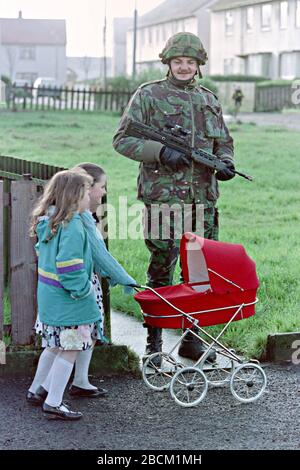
[266,332,300,363]
[0,344,141,378]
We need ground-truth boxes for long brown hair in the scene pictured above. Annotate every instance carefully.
[30,169,92,237]
[72,162,105,186]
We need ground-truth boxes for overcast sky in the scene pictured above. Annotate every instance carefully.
[0,0,164,56]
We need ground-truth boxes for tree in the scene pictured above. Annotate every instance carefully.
[5,46,18,80]
[80,56,92,81]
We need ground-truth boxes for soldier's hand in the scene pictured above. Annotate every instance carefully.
[160,146,190,171]
[216,158,235,181]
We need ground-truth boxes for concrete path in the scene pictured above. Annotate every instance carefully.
[234,111,300,130]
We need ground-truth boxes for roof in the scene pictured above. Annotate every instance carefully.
[0,18,66,45]
[211,0,274,12]
[135,0,215,29]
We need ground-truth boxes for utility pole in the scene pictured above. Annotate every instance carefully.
[103,0,107,90]
[132,0,138,79]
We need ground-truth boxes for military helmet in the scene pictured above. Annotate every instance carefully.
[159,32,208,65]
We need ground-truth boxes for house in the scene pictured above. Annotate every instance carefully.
[113,17,132,77]
[210,0,300,79]
[0,11,67,85]
[126,0,217,76]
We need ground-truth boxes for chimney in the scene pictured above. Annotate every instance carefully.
[18,11,22,19]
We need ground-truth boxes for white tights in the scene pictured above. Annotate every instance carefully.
[43,349,78,408]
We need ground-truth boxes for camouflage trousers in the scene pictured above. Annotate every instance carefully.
[143,202,219,288]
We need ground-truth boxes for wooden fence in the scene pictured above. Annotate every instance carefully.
[254,85,299,112]
[0,155,110,346]
[6,84,133,113]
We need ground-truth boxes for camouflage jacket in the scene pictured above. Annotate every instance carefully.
[112,77,234,207]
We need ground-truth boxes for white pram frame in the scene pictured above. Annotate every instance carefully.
[136,286,267,408]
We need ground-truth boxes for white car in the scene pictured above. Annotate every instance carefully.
[33,77,61,98]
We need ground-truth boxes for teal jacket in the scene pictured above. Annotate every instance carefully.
[36,213,100,327]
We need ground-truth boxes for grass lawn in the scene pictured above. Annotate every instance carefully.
[1,109,299,358]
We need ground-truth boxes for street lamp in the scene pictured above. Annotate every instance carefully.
[132,0,138,79]
[103,0,107,90]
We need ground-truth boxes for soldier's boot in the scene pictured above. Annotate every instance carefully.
[178,329,217,363]
[143,326,163,367]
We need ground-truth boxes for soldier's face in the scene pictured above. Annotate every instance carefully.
[170,57,198,81]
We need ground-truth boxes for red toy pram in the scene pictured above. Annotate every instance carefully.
[134,233,267,407]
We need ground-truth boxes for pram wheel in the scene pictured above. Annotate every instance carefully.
[142,353,181,391]
[170,367,208,407]
[230,363,267,403]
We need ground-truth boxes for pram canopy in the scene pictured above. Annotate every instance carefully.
[180,233,259,294]
[135,233,259,329]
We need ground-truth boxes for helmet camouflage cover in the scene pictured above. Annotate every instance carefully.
[159,32,208,65]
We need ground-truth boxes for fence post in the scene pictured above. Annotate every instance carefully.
[0,182,3,340]
[70,87,74,110]
[76,88,80,110]
[10,176,38,346]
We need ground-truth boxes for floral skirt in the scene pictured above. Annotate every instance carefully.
[35,273,107,350]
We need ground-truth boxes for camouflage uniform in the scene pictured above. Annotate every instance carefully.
[113,36,234,288]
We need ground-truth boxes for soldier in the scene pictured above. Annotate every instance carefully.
[113,32,235,363]
[232,87,244,119]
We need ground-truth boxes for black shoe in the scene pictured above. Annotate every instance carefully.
[43,402,83,421]
[68,385,108,398]
[178,332,217,363]
[26,385,48,406]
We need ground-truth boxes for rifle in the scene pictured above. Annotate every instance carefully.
[124,119,253,181]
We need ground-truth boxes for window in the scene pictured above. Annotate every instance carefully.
[162,24,167,41]
[280,52,300,79]
[246,53,272,78]
[172,21,178,34]
[225,10,234,34]
[140,29,145,46]
[224,58,234,74]
[296,1,300,27]
[156,26,160,43]
[246,7,254,31]
[16,72,37,83]
[261,4,272,30]
[148,27,152,45]
[19,47,35,60]
[280,1,288,29]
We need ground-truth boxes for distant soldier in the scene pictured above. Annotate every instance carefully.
[232,87,244,119]
[113,33,235,363]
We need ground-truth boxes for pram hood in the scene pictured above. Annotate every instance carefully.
[180,233,259,294]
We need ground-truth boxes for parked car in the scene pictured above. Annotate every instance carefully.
[33,77,61,99]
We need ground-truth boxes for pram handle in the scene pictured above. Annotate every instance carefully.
[129,284,143,292]
[132,285,166,293]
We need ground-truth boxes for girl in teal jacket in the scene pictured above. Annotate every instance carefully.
[27,169,136,421]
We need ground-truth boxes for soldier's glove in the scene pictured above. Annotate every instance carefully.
[216,158,235,181]
[159,146,190,171]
